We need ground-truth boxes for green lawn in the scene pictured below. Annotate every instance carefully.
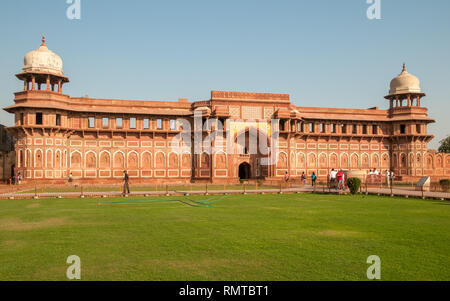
[0,193,449,281]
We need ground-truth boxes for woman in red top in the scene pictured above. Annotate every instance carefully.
[336,170,344,190]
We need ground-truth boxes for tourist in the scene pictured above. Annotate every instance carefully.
[284,171,290,183]
[390,170,395,187]
[337,169,345,190]
[329,168,337,189]
[123,170,130,195]
[385,170,390,187]
[17,172,21,185]
[68,172,73,183]
[374,168,379,175]
[301,172,306,185]
[341,170,346,190]
[311,172,317,187]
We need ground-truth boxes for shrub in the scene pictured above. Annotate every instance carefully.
[347,177,362,195]
[440,179,450,192]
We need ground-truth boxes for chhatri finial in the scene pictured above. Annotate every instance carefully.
[402,62,406,72]
[41,34,46,46]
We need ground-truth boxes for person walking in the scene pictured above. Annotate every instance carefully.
[68,172,73,183]
[301,172,306,185]
[17,172,21,185]
[311,172,317,187]
[284,171,290,183]
[123,170,130,196]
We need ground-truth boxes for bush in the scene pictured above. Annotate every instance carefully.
[440,179,450,192]
[347,177,362,195]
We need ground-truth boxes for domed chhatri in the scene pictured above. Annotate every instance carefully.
[389,63,422,96]
[22,35,64,77]
[16,35,69,93]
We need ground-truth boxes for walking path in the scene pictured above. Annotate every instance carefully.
[0,185,448,200]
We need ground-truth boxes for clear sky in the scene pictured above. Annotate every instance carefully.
[0,0,449,148]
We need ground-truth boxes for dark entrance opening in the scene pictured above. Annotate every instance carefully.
[238,162,251,180]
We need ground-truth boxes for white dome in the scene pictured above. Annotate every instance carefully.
[389,64,421,95]
[22,36,64,76]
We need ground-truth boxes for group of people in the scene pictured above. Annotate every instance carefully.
[10,172,22,185]
[385,170,395,187]
[366,168,396,187]
[329,169,347,190]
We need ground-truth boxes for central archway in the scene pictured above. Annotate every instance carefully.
[238,162,251,180]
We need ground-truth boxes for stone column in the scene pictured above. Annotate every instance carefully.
[58,80,62,94]
[31,76,35,91]
[46,76,50,91]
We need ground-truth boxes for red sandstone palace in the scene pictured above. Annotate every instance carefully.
[3,37,450,184]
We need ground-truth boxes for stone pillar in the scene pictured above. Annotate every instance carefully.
[58,80,62,94]
[24,80,28,91]
[46,76,50,91]
[31,76,35,91]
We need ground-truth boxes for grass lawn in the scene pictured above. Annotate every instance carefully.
[0,193,449,281]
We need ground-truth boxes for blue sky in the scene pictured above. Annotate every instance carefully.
[0,0,449,148]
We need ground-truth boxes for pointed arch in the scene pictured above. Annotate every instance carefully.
[113,151,125,169]
[141,151,152,169]
[85,151,97,169]
[296,152,306,168]
[100,151,111,169]
[307,153,316,169]
[155,151,166,169]
[70,151,82,169]
[35,149,43,168]
[55,149,62,169]
[340,153,349,169]
[46,149,53,168]
[277,151,288,169]
[127,151,139,169]
[168,152,179,169]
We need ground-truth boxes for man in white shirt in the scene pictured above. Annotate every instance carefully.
[329,169,338,189]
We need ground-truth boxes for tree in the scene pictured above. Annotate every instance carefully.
[438,136,450,153]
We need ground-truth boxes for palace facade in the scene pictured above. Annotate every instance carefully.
[4,37,450,184]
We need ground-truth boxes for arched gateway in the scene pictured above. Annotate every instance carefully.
[238,162,251,180]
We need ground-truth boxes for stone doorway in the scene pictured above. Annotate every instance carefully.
[238,162,251,180]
